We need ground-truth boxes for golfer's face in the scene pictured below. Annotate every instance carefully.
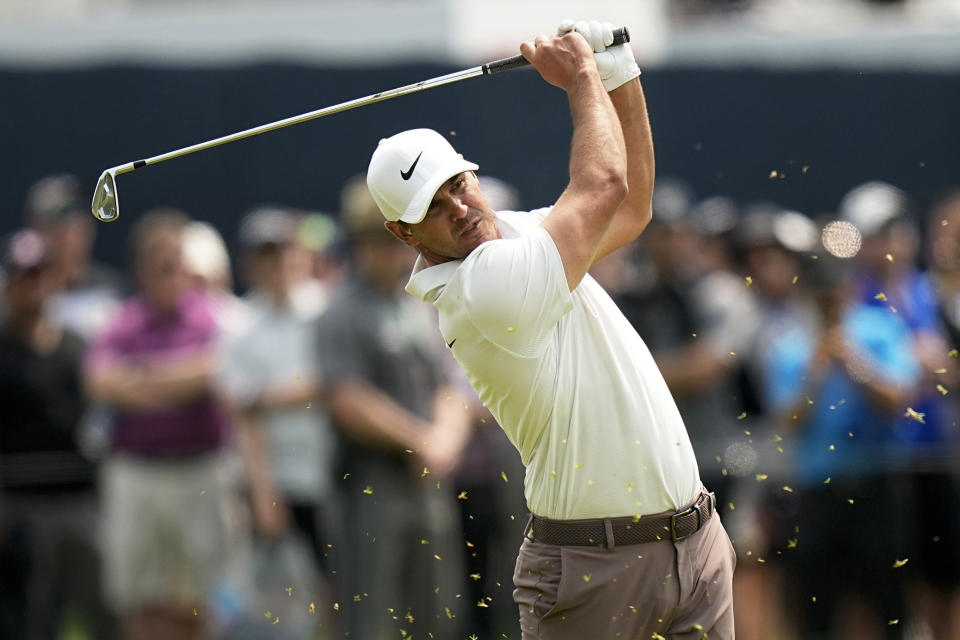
[413,172,499,260]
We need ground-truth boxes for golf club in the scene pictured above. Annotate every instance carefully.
[91,27,629,223]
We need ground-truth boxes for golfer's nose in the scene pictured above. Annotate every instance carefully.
[447,196,469,221]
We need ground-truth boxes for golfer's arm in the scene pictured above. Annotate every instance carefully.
[542,68,628,291]
[594,78,655,263]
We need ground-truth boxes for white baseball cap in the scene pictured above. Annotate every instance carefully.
[366,128,479,224]
[839,181,908,236]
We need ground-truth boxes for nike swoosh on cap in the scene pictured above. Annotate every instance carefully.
[400,151,423,181]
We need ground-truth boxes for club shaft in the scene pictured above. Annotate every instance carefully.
[109,26,629,176]
[115,65,486,176]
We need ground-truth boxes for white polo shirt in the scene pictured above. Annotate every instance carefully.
[407,208,701,519]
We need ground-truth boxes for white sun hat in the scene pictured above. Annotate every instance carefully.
[839,181,908,237]
[366,128,479,224]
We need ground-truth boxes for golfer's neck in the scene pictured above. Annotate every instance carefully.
[419,250,460,268]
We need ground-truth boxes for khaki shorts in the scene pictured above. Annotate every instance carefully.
[102,453,233,613]
[514,507,736,640]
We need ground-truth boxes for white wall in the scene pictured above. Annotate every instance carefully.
[0,0,959,69]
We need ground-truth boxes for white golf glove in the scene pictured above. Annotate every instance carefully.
[557,19,640,92]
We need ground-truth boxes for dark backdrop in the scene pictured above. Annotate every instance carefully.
[1,63,958,268]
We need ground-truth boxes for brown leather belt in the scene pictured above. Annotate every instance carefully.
[529,491,716,549]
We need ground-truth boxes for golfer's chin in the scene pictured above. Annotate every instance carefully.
[459,228,497,257]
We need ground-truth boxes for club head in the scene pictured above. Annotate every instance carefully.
[91,169,120,222]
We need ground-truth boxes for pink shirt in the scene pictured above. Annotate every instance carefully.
[86,290,229,457]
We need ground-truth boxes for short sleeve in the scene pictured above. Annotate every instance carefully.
[763,327,813,412]
[523,206,553,224]
[215,332,264,408]
[858,310,920,386]
[458,226,573,357]
[315,300,373,386]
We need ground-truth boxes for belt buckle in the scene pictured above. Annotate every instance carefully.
[670,505,698,542]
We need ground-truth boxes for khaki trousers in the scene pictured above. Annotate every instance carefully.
[513,508,736,639]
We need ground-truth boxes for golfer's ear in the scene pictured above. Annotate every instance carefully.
[385,220,417,247]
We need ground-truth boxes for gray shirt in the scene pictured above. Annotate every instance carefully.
[317,275,446,468]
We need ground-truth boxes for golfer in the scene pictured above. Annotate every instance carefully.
[368,21,735,640]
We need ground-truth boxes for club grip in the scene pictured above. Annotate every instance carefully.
[482,26,631,76]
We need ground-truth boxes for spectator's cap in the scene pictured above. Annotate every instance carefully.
[477,176,521,212]
[367,128,479,224]
[734,203,818,254]
[298,212,341,254]
[839,181,908,236]
[651,177,694,227]
[774,211,819,253]
[1,229,50,277]
[732,204,777,249]
[182,221,231,283]
[341,174,392,240]
[23,174,87,226]
[689,196,738,237]
[238,206,300,250]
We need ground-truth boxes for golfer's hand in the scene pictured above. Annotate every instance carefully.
[557,19,640,92]
[520,33,598,91]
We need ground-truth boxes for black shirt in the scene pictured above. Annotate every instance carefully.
[0,324,95,491]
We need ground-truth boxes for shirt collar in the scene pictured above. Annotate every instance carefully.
[138,289,194,325]
[405,256,460,304]
[404,212,522,305]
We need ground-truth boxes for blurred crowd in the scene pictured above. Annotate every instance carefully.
[1,171,959,640]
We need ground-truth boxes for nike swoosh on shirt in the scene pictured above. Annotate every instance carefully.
[447,338,456,349]
[400,151,423,181]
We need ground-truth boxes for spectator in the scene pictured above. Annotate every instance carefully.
[23,174,129,464]
[760,253,917,639]
[732,205,820,640]
[919,189,960,639]
[928,189,960,349]
[216,207,338,638]
[841,181,960,640]
[22,174,125,340]
[290,211,346,314]
[0,229,115,640]
[318,175,471,640]
[84,208,236,640]
[623,181,759,508]
[181,220,251,337]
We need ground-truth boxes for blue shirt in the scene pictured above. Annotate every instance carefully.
[764,304,919,486]
[858,268,954,446]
